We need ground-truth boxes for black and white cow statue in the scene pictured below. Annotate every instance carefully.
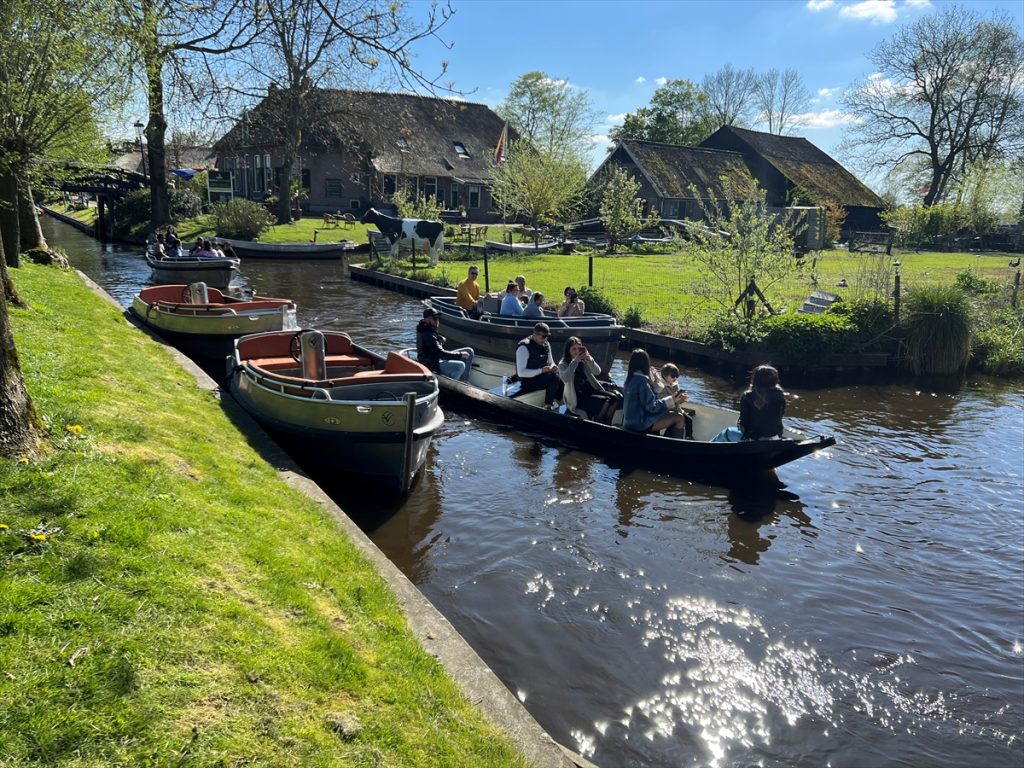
[360,208,445,267]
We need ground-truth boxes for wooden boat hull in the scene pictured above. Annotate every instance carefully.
[422,353,835,478]
[129,285,298,360]
[145,254,239,289]
[219,237,350,260]
[229,330,444,494]
[483,239,558,253]
[425,296,624,372]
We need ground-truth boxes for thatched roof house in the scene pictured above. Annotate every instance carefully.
[592,141,754,220]
[699,125,886,233]
[212,89,511,218]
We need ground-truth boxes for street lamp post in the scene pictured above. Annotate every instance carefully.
[133,121,147,177]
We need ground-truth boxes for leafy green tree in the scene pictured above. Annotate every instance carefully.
[0,0,117,267]
[842,5,1023,207]
[491,139,588,235]
[609,79,714,146]
[497,71,595,163]
[684,177,798,313]
[597,166,659,252]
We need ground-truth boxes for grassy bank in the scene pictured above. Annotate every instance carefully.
[1,264,530,767]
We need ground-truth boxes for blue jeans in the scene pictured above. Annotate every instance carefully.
[712,427,744,443]
[438,347,474,382]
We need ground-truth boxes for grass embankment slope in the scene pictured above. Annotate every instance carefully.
[0,264,530,767]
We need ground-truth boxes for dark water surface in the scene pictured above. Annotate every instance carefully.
[45,217,1024,768]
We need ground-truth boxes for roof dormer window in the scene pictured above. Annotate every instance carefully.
[396,137,409,150]
[453,141,469,158]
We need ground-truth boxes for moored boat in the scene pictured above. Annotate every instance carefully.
[406,351,835,477]
[230,329,444,494]
[129,282,298,361]
[424,295,624,372]
[145,252,239,289]
[217,237,354,260]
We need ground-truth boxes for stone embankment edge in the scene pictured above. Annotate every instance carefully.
[77,271,594,768]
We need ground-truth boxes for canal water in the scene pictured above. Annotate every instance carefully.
[42,217,1024,768]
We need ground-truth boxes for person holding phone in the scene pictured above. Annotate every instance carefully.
[557,286,585,317]
[558,336,621,422]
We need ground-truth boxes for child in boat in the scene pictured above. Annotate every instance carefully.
[652,363,694,437]
[622,349,688,436]
[712,364,786,442]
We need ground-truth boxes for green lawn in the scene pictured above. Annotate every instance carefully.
[1,263,531,767]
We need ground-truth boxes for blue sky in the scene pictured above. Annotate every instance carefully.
[412,0,1024,180]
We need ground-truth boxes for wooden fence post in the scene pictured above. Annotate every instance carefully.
[588,253,593,288]
[893,266,901,324]
[1012,269,1021,309]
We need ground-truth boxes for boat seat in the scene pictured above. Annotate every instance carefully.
[249,355,371,371]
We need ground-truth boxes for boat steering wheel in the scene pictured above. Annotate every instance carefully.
[288,330,327,362]
[179,286,193,303]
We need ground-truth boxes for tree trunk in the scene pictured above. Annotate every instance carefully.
[0,230,41,458]
[0,169,21,268]
[277,153,293,225]
[18,180,47,251]
[145,48,170,229]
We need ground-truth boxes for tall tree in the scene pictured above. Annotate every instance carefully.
[0,0,116,267]
[842,5,1024,207]
[0,228,41,458]
[490,139,588,233]
[753,68,809,135]
[701,64,757,130]
[597,166,659,253]
[112,0,256,229]
[226,0,454,224]
[497,71,595,163]
[610,79,714,146]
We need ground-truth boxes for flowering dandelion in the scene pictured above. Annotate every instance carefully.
[0,523,8,530]
[17,456,28,464]
[29,533,47,542]
[66,424,83,435]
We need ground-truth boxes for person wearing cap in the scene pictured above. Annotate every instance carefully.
[514,322,562,408]
[416,307,474,382]
[455,265,483,318]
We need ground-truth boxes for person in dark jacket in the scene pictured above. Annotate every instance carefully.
[416,307,474,381]
[713,364,786,442]
[514,322,563,407]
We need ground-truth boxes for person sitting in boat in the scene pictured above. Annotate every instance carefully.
[515,275,533,300]
[712,364,786,442]
[500,281,525,316]
[188,237,204,255]
[455,265,483,318]
[515,322,562,408]
[558,336,622,423]
[557,286,585,318]
[652,363,694,437]
[192,239,217,258]
[219,241,237,260]
[166,230,182,257]
[622,348,688,436]
[523,291,546,319]
[416,307,474,382]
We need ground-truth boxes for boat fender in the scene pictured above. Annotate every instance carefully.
[188,281,209,304]
[299,330,328,381]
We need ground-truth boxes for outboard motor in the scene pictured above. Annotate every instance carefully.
[188,281,209,305]
[299,330,327,380]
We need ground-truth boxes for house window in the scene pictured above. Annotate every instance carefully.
[264,153,273,192]
[468,185,480,209]
[349,199,360,210]
[422,176,437,201]
[325,178,343,198]
[451,187,461,209]
[397,137,409,150]
[382,174,396,197]
[453,141,469,158]
[253,154,263,193]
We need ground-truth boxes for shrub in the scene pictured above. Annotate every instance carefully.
[900,285,973,375]
[170,188,203,220]
[826,298,895,352]
[112,188,151,237]
[577,285,617,318]
[393,188,443,220]
[969,306,1023,376]
[759,312,856,362]
[623,305,644,328]
[700,314,767,352]
[954,267,998,295]
[210,199,273,240]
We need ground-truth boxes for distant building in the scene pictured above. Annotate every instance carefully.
[593,126,886,237]
[211,89,511,220]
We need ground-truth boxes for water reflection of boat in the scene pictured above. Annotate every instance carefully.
[407,352,836,477]
[425,295,624,372]
[129,283,297,361]
[230,330,444,495]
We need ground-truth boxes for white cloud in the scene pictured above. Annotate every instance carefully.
[818,87,836,98]
[806,0,835,10]
[655,76,668,85]
[634,76,646,84]
[793,109,861,129]
[840,0,898,24]
[905,0,931,8]
[606,113,627,125]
